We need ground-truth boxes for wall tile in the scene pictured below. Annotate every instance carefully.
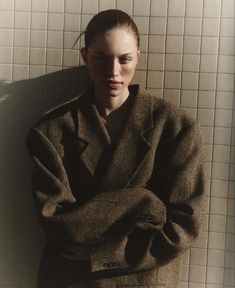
[189,265,206,283]
[189,283,205,288]
[0,11,14,28]
[168,0,185,17]
[29,65,45,78]
[198,109,214,126]
[218,55,235,73]
[165,53,182,71]
[46,49,62,66]
[49,0,64,12]
[147,71,164,88]
[227,199,235,217]
[181,90,198,107]
[30,48,46,65]
[47,31,63,48]
[149,35,165,53]
[217,73,234,91]
[182,72,199,90]
[167,17,184,35]
[208,249,225,268]
[81,14,93,31]
[0,28,13,46]
[224,268,235,286]
[151,0,168,17]
[183,54,200,72]
[210,197,228,215]
[65,13,81,32]
[14,29,30,47]
[137,52,147,70]
[214,127,232,145]
[204,0,221,18]
[13,47,29,65]
[209,214,227,232]
[0,47,13,64]
[0,0,14,10]
[148,53,164,70]
[166,36,183,53]
[164,71,181,89]
[203,18,220,37]
[200,55,218,73]
[82,0,98,14]
[15,0,31,11]
[65,0,81,13]
[219,37,235,56]
[203,144,213,162]
[225,234,235,251]
[133,0,150,16]
[215,109,232,127]
[13,64,29,81]
[213,145,230,162]
[220,18,234,37]
[48,13,64,31]
[208,231,226,249]
[140,35,149,52]
[14,12,30,29]
[201,37,219,55]
[32,0,48,12]
[184,107,197,120]
[190,248,207,266]
[212,162,229,180]
[184,36,201,54]
[186,0,203,17]
[227,216,235,233]
[228,183,235,200]
[30,30,47,48]
[206,267,224,285]
[216,91,234,109]
[132,70,147,87]
[185,18,202,36]
[64,32,80,49]
[133,17,149,34]
[149,17,166,35]
[198,91,215,108]
[191,231,208,249]
[164,89,180,105]
[31,12,47,30]
[181,265,189,281]
[99,0,116,10]
[63,50,79,67]
[199,73,216,91]
[222,0,235,18]
[116,0,133,15]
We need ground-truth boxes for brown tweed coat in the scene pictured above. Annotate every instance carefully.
[26,84,206,288]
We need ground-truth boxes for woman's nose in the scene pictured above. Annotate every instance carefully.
[106,59,119,77]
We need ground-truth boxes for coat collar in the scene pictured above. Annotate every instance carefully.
[75,84,154,191]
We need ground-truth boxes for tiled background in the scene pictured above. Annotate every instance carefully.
[0,0,234,287]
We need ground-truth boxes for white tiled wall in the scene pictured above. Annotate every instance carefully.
[0,0,234,287]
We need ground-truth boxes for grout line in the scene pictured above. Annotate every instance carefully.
[61,0,66,69]
[11,0,15,82]
[162,0,170,100]
[145,0,152,90]
[28,0,33,78]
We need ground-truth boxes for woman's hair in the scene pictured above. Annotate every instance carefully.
[73,9,140,49]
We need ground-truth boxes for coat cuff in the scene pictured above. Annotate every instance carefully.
[89,237,129,272]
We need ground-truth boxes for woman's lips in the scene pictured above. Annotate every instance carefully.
[103,80,123,88]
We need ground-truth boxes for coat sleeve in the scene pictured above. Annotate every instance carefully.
[26,121,206,273]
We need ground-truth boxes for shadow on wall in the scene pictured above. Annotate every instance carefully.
[0,66,91,286]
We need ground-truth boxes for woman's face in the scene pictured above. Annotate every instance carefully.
[82,27,140,100]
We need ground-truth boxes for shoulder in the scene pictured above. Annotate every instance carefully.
[28,89,88,138]
[134,85,200,138]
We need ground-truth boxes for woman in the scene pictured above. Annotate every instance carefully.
[26,9,206,288]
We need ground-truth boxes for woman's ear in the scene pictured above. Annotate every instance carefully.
[80,47,88,64]
[137,49,141,63]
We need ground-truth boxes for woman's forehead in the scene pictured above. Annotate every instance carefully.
[88,28,138,52]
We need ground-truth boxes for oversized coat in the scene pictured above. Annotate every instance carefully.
[26,84,206,288]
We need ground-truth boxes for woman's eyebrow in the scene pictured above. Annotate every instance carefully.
[92,51,135,56]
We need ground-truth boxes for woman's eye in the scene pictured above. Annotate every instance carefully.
[119,58,131,64]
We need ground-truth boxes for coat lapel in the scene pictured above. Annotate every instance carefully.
[75,87,110,176]
[99,85,154,192]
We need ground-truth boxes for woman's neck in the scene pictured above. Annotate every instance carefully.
[94,88,129,118]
